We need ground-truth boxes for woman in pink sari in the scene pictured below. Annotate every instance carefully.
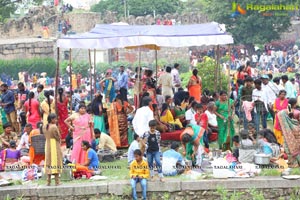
[65,105,93,164]
[23,92,41,129]
[273,90,288,145]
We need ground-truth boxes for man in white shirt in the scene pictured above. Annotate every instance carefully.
[282,75,297,99]
[171,63,181,93]
[132,97,154,137]
[158,66,173,98]
[185,101,198,125]
[291,78,299,96]
[261,74,278,121]
[17,124,31,152]
[252,79,268,132]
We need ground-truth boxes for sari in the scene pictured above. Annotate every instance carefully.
[108,101,130,147]
[40,100,56,125]
[57,98,69,140]
[277,110,300,167]
[180,124,205,166]
[103,79,116,103]
[147,88,157,104]
[70,113,93,164]
[29,129,45,165]
[216,99,235,148]
[273,98,288,145]
[160,109,183,128]
[188,75,202,102]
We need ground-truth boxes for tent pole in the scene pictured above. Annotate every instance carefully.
[214,46,218,92]
[55,47,60,115]
[227,44,232,150]
[137,47,141,108]
[155,49,158,86]
[69,48,73,115]
[216,45,221,90]
[88,49,93,101]
[94,49,96,94]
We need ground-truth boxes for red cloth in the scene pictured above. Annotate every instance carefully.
[161,130,182,141]
[54,0,59,6]
[195,113,208,130]
[73,171,92,179]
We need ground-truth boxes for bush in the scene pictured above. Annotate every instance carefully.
[197,59,229,93]
[0,58,56,79]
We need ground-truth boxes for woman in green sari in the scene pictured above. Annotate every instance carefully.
[215,91,235,150]
[100,69,116,103]
[181,124,206,166]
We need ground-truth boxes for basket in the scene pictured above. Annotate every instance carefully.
[31,135,46,154]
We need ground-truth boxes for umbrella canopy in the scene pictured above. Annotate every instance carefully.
[57,22,234,49]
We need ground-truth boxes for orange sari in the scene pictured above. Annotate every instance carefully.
[188,75,202,102]
[29,129,45,165]
[108,101,130,147]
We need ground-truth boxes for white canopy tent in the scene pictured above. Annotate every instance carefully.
[57,22,233,49]
[55,22,234,112]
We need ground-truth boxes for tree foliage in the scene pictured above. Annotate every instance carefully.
[201,0,295,53]
[91,0,183,18]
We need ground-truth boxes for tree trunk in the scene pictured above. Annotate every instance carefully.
[245,43,255,57]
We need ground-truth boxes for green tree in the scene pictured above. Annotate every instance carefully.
[200,0,295,55]
[91,0,183,18]
[0,0,16,22]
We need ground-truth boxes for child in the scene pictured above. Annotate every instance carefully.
[232,135,240,161]
[142,120,164,182]
[128,134,141,165]
[194,103,210,151]
[248,123,256,142]
[240,129,253,147]
[130,149,150,200]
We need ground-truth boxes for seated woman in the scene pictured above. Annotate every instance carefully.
[152,104,168,133]
[74,140,100,175]
[160,103,183,130]
[174,100,186,127]
[257,129,280,161]
[1,141,21,171]
[204,102,219,134]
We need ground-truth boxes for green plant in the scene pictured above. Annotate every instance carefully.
[197,59,229,92]
[162,192,171,200]
[216,186,228,200]
[122,185,132,198]
[5,194,24,200]
[249,188,265,200]
[290,187,300,200]
[0,58,56,80]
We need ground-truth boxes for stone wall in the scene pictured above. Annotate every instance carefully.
[0,7,101,39]
[0,38,55,60]
[1,177,299,200]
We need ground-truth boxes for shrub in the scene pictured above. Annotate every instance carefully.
[0,58,56,79]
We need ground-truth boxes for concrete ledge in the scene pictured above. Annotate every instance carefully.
[1,177,300,199]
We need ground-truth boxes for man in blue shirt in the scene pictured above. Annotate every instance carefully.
[0,84,18,133]
[117,66,128,101]
[162,142,185,176]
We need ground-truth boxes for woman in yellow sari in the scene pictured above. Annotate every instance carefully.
[40,91,55,125]
[160,103,183,129]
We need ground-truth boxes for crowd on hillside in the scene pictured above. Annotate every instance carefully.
[1,47,300,198]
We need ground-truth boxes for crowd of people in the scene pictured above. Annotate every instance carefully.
[1,55,300,198]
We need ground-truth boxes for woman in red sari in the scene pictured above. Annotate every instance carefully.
[273,90,288,145]
[57,88,69,140]
[188,69,202,102]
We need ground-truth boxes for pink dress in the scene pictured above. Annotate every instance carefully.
[70,113,92,164]
[274,98,289,130]
[24,99,41,129]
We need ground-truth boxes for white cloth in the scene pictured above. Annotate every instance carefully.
[205,110,218,127]
[185,108,197,125]
[262,82,279,105]
[240,139,253,147]
[132,106,154,137]
[171,68,181,87]
[17,132,29,150]
[252,89,268,112]
[127,140,140,164]
[158,73,173,97]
